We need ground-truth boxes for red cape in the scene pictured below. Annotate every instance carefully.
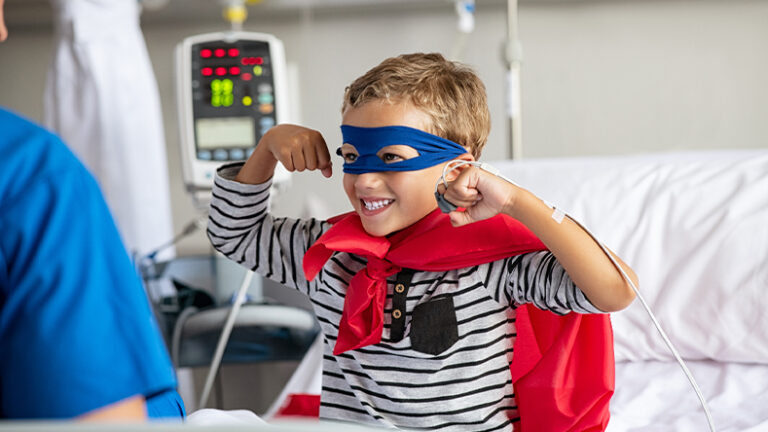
[300,210,614,431]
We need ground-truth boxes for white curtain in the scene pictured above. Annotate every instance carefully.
[44,0,174,259]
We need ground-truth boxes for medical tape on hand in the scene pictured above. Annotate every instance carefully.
[542,200,566,224]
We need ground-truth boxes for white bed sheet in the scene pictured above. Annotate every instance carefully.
[491,151,768,432]
[609,360,768,432]
[492,150,768,364]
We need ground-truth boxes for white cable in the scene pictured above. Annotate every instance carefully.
[171,306,199,368]
[197,269,254,409]
[565,217,716,432]
[437,160,717,432]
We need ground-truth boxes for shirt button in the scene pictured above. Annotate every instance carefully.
[393,309,402,319]
[395,284,405,293]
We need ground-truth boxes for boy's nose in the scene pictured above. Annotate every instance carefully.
[354,172,383,190]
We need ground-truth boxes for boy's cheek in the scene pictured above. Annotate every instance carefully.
[342,174,358,204]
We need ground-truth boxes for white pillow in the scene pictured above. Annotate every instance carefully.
[491,150,768,364]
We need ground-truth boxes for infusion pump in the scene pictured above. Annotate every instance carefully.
[176,32,290,194]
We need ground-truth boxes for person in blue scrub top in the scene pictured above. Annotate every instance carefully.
[0,3,185,420]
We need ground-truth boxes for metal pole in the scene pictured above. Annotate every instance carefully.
[505,0,523,160]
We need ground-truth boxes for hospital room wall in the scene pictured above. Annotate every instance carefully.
[1,0,767,257]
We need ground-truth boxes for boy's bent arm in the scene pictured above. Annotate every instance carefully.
[235,138,277,185]
[481,253,604,315]
[235,124,332,185]
[208,165,329,295]
[209,124,333,293]
[505,188,638,312]
[445,166,637,313]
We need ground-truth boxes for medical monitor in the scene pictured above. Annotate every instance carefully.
[176,32,289,192]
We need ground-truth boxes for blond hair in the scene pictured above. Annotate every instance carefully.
[342,53,491,159]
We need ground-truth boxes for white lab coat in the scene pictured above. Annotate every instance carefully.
[44,0,174,260]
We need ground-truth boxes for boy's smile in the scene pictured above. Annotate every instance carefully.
[341,100,468,237]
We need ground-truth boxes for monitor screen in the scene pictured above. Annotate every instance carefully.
[195,117,255,149]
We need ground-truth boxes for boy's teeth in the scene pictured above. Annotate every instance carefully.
[364,199,393,210]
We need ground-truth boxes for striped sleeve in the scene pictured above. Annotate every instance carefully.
[480,252,603,315]
[206,163,329,295]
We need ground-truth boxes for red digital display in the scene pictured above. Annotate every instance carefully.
[200,49,212,58]
[241,57,266,66]
[214,48,226,58]
[241,73,252,81]
[228,48,240,57]
[229,66,240,75]
[215,67,226,76]
[201,67,213,76]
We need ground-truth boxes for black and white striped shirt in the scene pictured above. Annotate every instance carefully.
[208,164,602,431]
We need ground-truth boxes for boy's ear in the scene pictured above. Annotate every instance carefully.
[443,152,475,182]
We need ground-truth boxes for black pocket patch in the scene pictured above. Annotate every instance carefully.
[410,297,459,355]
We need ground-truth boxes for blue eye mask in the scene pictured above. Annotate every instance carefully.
[338,125,468,174]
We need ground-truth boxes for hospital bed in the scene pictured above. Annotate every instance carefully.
[491,149,768,431]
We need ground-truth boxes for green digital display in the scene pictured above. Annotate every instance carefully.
[211,79,234,107]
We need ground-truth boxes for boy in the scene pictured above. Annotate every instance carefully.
[208,53,637,431]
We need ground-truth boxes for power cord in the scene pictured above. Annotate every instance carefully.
[197,269,254,409]
[436,160,717,432]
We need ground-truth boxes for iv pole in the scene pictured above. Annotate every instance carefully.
[505,0,523,160]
